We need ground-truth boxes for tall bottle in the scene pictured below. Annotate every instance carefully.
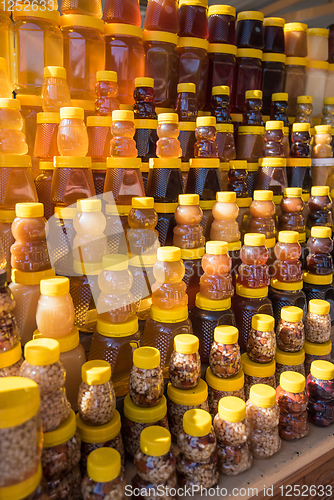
[176,83,198,163]
[270,92,290,157]
[287,122,311,190]
[242,90,264,126]
[41,66,71,112]
[256,121,287,195]
[95,70,119,116]
[173,194,205,308]
[133,77,158,164]
[294,95,313,126]
[306,186,333,237]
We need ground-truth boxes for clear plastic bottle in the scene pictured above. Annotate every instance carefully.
[263,120,284,157]
[305,226,333,276]
[273,231,302,283]
[82,448,126,500]
[306,360,334,427]
[247,313,276,363]
[277,188,305,240]
[0,155,39,211]
[211,85,232,124]
[152,246,187,310]
[61,0,102,18]
[95,70,119,116]
[173,194,205,250]
[242,90,263,126]
[284,23,308,57]
[304,299,331,344]
[127,196,159,257]
[236,11,264,49]
[312,125,333,159]
[321,97,334,127]
[110,109,138,158]
[263,17,285,53]
[133,77,158,163]
[248,190,276,241]
[0,57,12,99]
[209,325,241,378]
[130,347,164,406]
[0,98,28,155]
[306,187,333,237]
[194,116,219,157]
[41,66,71,113]
[156,113,182,158]
[200,240,233,299]
[176,83,197,163]
[208,5,236,44]
[276,305,304,352]
[179,0,208,39]
[270,92,289,127]
[169,334,201,389]
[290,122,311,158]
[144,0,179,34]
[57,107,89,157]
[227,160,249,198]
[210,191,240,243]
[294,95,313,126]
[238,233,270,289]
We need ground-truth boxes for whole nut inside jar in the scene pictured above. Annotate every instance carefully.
[78,360,116,426]
[206,367,245,417]
[167,379,209,441]
[169,333,201,389]
[247,314,276,363]
[176,451,219,488]
[177,409,217,463]
[0,340,23,378]
[276,306,304,352]
[304,299,331,343]
[242,352,276,399]
[2,464,49,500]
[209,325,241,378]
[131,471,178,500]
[129,346,164,407]
[134,426,175,484]
[304,339,332,377]
[275,348,305,386]
[306,360,334,427]
[82,448,126,500]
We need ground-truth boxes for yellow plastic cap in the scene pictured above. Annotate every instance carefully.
[177,83,196,93]
[244,233,266,247]
[284,22,307,32]
[311,186,330,196]
[292,122,310,132]
[208,5,235,16]
[214,325,238,344]
[324,97,334,105]
[61,13,104,31]
[54,156,91,168]
[140,426,171,457]
[265,120,283,130]
[24,338,60,366]
[285,57,307,66]
[252,314,275,332]
[241,352,275,377]
[60,106,84,120]
[0,341,21,369]
[87,116,112,127]
[178,37,209,50]
[206,241,228,255]
[284,187,302,198]
[142,30,177,45]
[259,158,286,168]
[309,299,330,315]
[237,10,263,21]
[310,360,334,381]
[281,306,303,323]
[249,384,276,408]
[124,394,167,423]
[229,159,247,169]
[212,85,231,97]
[196,116,216,127]
[174,334,199,354]
[97,317,139,337]
[208,43,237,55]
[82,360,111,385]
[0,463,43,500]
[315,125,331,134]
[310,226,332,238]
[216,191,236,203]
[87,448,121,483]
[158,112,178,124]
[157,246,181,262]
[40,277,70,296]
[307,28,329,37]
[280,371,305,393]
[0,377,40,429]
[34,327,80,353]
[15,202,44,218]
[253,189,273,201]
[76,410,121,444]
[96,70,117,82]
[275,347,305,366]
[104,22,143,38]
[132,197,154,209]
[37,112,60,124]
[112,109,134,122]
[245,90,263,100]
[133,347,160,369]
[218,396,246,422]
[304,340,331,356]
[167,379,208,405]
[264,17,285,27]
[297,95,313,105]
[44,66,67,79]
[0,98,20,110]
[307,60,329,70]
[272,92,288,102]
[178,194,199,206]
[43,410,76,448]
[205,367,244,392]
[278,230,299,243]
[102,254,128,271]
[135,77,154,88]
[183,408,212,437]
[78,198,102,213]
[236,48,262,59]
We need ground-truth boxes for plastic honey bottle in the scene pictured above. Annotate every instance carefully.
[210,191,241,243]
[273,231,302,283]
[176,83,198,163]
[127,196,160,257]
[95,70,119,116]
[194,116,219,158]
[305,226,333,276]
[295,95,313,126]
[238,233,270,289]
[57,107,89,157]
[312,125,333,159]
[278,188,306,243]
[211,85,232,123]
[110,110,138,158]
[306,186,333,237]
[156,113,182,158]
[248,190,276,242]
[144,0,179,34]
[243,90,264,126]
[41,66,71,112]
[0,57,13,98]
[133,77,158,163]
[0,98,28,155]
[263,120,285,157]
[227,160,249,198]
[290,122,311,158]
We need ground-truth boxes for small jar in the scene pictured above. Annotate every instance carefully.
[236,11,264,50]
[304,340,332,377]
[77,410,125,474]
[169,334,201,389]
[167,379,209,441]
[0,340,23,378]
[134,426,175,484]
[307,28,329,61]
[276,371,309,441]
[213,397,252,476]
[209,325,241,378]
[275,348,305,388]
[82,448,126,500]
[276,306,304,352]
[0,377,42,488]
[206,367,245,417]
[304,299,331,343]
[78,360,116,426]
[284,23,308,57]
[178,409,216,462]
[247,314,276,363]
[20,339,71,433]
[241,352,276,400]
[42,410,81,481]
[129,347,164,407]
[306,360,334,427]
[247,384,281,459]
[123,394,169,457]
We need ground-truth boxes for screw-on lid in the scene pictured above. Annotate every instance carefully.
[265,120,283,130]
[87,116,112,127]
[208,4,235,16]
[229,159,247,169]
[104,22,143,38]
[15,202,44,218]
[177,83,196,93]
[237,10,263,21]
[82,360,111,385]
[25,338,60,366]
[297,95,313,104]
[132,197,154,209]
[142,30,177,45]
[37,112,60,124]
[133,77,153,89]
[40,277,70,296]
[309,299,330,315]
[133,347,160,369]
[249,384,276,408]
[54,156,91,168]
[245,89,262,100]
[43,410,76,448]
[183,408,211,437]
[76,410,121,443]
[157,246,181,262]
[178,37,209,50]
[218,396,246,422]
[324,97,334,105]
[167,379,208,405]
[178,194,199,206]
[275,347,305,366]
[292,122,310,133]
[34,327,80,353]
[205,241,228,255]
[112,109,134,122]
[279,371,305,392]
[244,233,266,246]
[263,17,285,27]
[281,306,303,323]
[284,187,302,197]
[158,112,178,124]
[102,254,128,272]
[96,70,117,82]
[0,377,40,429]
[0,463,42,500]
[272,92,288,102]
[252,314,275,332]
[0,341,22,369]
[315,125,331,134]
[61,13,104,31]
[241,352,275,377]
[310,360,334,381]
[216,191,236,202]
[284,22,307,32]
[60,106,84,120]
[0,98,20,109]
[196,116,216,127]
[311,185,330,196]
[87,448,121,483]
[208,43,237,55]
[285,57,307,66]
[310,226,332,238]
[174,334,199,354]
[44,66,67,79]
[214,325,238,344]
[205,367,244,391]
[78,199,102,213]
[212,85,230,96]
[307,27,329,37]
[303,339,331,356]
[253,189,273,201]
[307,60,329,70]
[140,426,171,456]
[278,230,299,243]
[124,394,167,422]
